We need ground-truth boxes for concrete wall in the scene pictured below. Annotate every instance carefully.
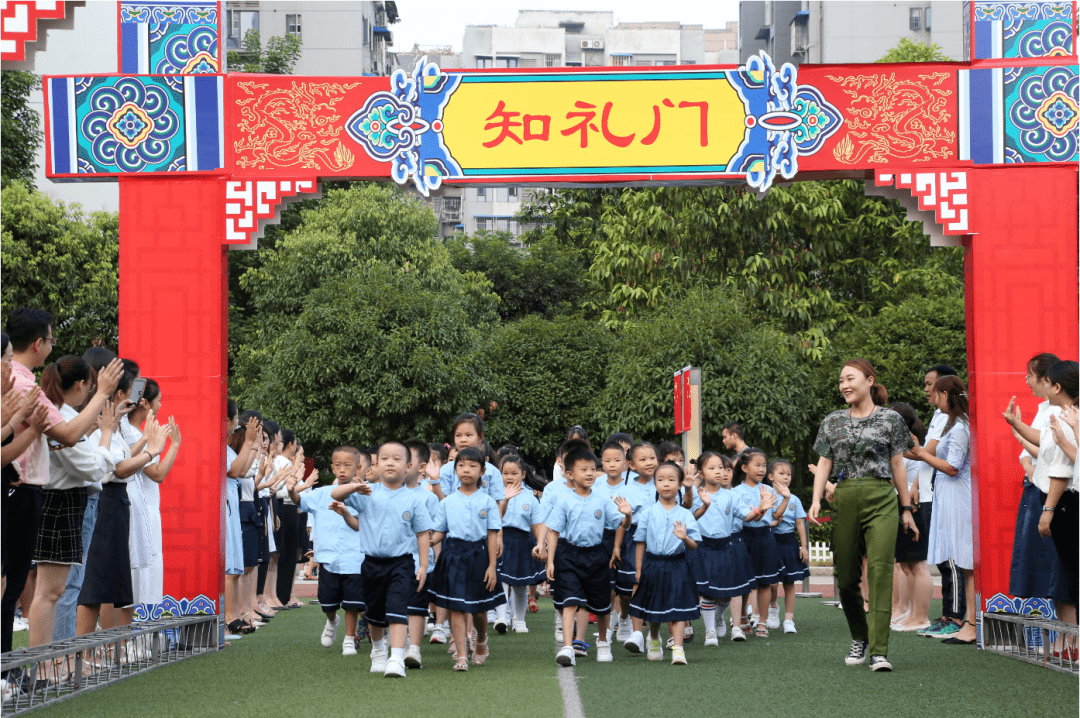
[808,1,965,63]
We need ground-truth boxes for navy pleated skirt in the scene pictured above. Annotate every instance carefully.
[78,483,133,608]
[429,537,506,613]
[614,527,638,595]
[740,526,782,587]
[692,535,755,598]
[629,552,701,623]
[497,527,546,586]
[1009,481,1058,598]
[774,532,810,582]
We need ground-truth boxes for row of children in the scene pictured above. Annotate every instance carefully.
[295,410,810,674]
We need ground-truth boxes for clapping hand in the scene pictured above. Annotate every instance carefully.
[759,485,778,510]
[95,359,124,399]
[97,399,122,434]
[167,417,181,446]
[1003,397,1021,426]
[144,418,168,456]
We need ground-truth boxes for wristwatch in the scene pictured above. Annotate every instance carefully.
[900,505,913,512]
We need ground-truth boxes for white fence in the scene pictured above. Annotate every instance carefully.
[809,541,833,564]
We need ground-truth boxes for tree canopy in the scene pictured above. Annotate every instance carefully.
[1,70,42,189]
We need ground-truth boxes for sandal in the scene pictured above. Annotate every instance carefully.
[755,626,769,639]
[472,637,489,666]
[453,655,469,672]
[528,598,539,613]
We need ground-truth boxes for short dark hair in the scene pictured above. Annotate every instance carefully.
[429,443,449,464]
[6,308,52,351]
[377,440,410,462]
[121,358,140,378]
[557,438,590,460]
[1,332,8,354]
[452,412,484,437]
[655,460,684,482]
[600,441,626,456]
[280,429,296,448]
[564,445,597,471]
[657,441,682,462]
[1046,360,1078,401]
[607,432,633,446]
[226,398,238,421]
[926,364,958,378]
[404,438,431,466]
[455,445,487,468]
[722,422,744,440]
[238,409,263,425]
[83,347,117,372]
[332,445,362,460]
[262,420,280,439]
[1027,354,1060,380]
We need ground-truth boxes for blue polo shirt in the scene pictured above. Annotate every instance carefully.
[502,489,542,533]
[543,489,624,548]
[439,460,506,501]
[408,483,440,572]
[342,482,434,558]
[732,481,782,528]
[633,502,701,555]
[300,485,365,574]
[691,488,749,540]
[774,493,806,535]
[608,479,655,526]
[432,490,502,541]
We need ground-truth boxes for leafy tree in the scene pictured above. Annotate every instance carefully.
[1,71,42,189]
[877,38,950,63]
[230,184,499,461]
[446,232,591,321]
[227,30,302,74]
[520,182,962,359]
[590,286,816,461]
[1,182,119,358]
[481,314,613,461]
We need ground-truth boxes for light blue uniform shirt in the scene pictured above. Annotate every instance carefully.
[300,485,365,575]
[633,502,701,555]
[732,482,781,528]
[538,479,575,524]
[592,478,627,503]
[502,489,542,533]
[609,479,655,526]
[544,490,624,547]
[439,460,506,501]
[774,494,806,534]
[691,489,750,539]
[409,484,439,572]
[342,482,434,559]
[432,490,502,541]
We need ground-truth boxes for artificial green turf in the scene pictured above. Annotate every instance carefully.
[19,599,1080,718]
[575,600,1079,718]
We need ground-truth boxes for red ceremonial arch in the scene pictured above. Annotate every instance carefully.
[27,2,1080,631]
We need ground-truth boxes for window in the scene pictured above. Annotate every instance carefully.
[635,60,652,66]
[496,217,509,232]
[496,57,519,68]
[508,186,518,200]
[611,54,631,66]
[545,53,561,67]
[910,7,922,31]
[659,60,677,66]
[566,61,582,67]
[924,6,932,30]
[286,14,301,38]
[226,9,258,49]
[476,56,492,68]
[362,17,369,45]
[496,187,509,202]
[476,217,492,232]
[476,187,487,201]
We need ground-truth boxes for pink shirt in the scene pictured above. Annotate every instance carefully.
[10,360,65,486]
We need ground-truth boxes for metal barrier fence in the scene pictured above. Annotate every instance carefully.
[1,614,219,715]
[980,612,1078,676]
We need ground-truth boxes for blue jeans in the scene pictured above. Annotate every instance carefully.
[52,493,98,641]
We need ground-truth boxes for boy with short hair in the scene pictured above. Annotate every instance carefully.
[332,441,433,678]
[544,446,630,665]
[289,446,367,656]
[402,438,439,667]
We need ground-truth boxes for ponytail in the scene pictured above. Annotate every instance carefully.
[40,355,92,408]
[843,358,888,405]
[870,383,889,406]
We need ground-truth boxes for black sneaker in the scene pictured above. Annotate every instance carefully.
[869,655,893,671]
[844,639,868,665]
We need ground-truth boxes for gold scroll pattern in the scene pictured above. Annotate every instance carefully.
[233,80,360,171]
[825,72,955,164]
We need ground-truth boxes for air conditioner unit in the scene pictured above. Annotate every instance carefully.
[580,39,590,49]
[592,39,603,49]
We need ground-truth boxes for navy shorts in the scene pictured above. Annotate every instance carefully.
[552,541,613,615]
[408,573,433,616]
[361,554,414,627]
[318,568,365,613]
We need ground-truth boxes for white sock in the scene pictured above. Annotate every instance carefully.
[389,647,404,660]
[702,606,717,632]
[555,612,563,629]
[496,602,509,622]
[511,587,528,622]
[372,637,386,651]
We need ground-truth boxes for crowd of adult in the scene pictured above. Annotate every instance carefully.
[1,308,181,694]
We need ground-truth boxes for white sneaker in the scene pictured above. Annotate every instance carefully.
[704,629,719,646]
[384,656,406,678]
[605,626,614,643]
[783,619,797,634]
[404,644,422,669]
[767,605,781,630]
[487,609,497,624]
[646,637,664,661]
[494,617,508,634]
[370,646,388,673]
[717,619,727,638]
[342,636,357,656]
[556,645,576,667]
[12,617,27,632]
[615,615,632,643]
[750,613,760,628]
[624,630,645,654]
[513,620,529,633]
[596,641,613,662]
[671,646,687,665]
[555,627,564,644]
[321,615,340,647]
[731,626,747,642]
[429,627,447,644]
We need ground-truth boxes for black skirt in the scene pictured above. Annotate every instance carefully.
[614,526,638,595]
[34,487,89,565]
[692,535,755,598]
[775,532,810,582]
[628,552,701,623]
[429,537,506,613]
[496,527,546,586]
[894,501,929,564]
[1008,481,1058,597]
[239,501,259,568]
[79,483,133,608]
[741,526,782,586]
